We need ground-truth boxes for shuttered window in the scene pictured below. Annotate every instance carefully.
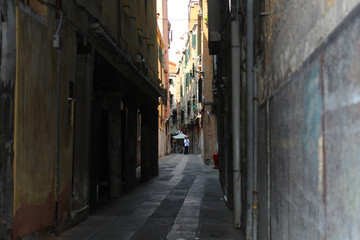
[192,34,197,48]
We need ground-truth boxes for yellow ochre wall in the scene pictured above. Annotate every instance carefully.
[13,5,76,238]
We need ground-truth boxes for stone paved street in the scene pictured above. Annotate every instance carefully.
[57,154,244,240]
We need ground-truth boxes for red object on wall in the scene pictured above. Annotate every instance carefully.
[213,152,219,169]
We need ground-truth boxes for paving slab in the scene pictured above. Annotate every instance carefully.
[58,154,244,240]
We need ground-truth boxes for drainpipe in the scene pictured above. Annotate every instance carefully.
[38,0,63,234]
[232,0,244,229]
[54,31,62,235]
[253,65,259,240]
[54,10,63,236]
[231,18,241,228]
[245,0,254,239]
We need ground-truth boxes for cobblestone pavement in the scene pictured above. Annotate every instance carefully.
[58,154,244,240]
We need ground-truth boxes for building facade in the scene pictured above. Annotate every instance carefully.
[168,61,177,137]
[157,0,171,158]
[0,0,161,239]
[171,0,217,161]
[208,0,360,239]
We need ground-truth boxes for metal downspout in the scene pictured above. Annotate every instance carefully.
[253,65,259,240]
[246,0,254,239]
[54,40,62,234]
[231,19,241,229]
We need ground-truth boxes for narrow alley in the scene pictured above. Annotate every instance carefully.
[57,154,243,240]
[1,0,360,239]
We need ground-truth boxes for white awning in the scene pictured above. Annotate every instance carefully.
[172,133,188,139]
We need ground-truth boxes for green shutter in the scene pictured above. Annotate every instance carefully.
[197,25,201,56]
[185,44,190,64]
[159,46,162,60]
[192,34,196,48]
[181,85,183,97]
[159,45,165,68]
[191,63,195,78]
[188,44,190,58]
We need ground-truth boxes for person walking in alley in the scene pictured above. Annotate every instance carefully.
[184,137,190,155]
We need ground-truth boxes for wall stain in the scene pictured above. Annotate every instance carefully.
[301,65,322,189]
[12,192,54,239]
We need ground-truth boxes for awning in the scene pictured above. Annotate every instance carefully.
[172,133,188,139]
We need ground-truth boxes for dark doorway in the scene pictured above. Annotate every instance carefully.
[121,106,128,186]
[71,34,93,215]
[89,100,110,204]
[136,110,142,182]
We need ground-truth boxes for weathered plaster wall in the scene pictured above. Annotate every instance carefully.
[257,4,360,239]
[260,0,360,101]
[0,0,15,239]
[13,4,76,238]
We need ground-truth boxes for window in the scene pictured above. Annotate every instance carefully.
[190,63,195,78]
[187,44,190,61]
[198,77,202,103]
[185,44,190,64]
[192,34,197,48]
[198,15,202,56]
[187,101,191,116]
[172,110,177,124]
[170,94,174,107]
[158,45,164,68]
